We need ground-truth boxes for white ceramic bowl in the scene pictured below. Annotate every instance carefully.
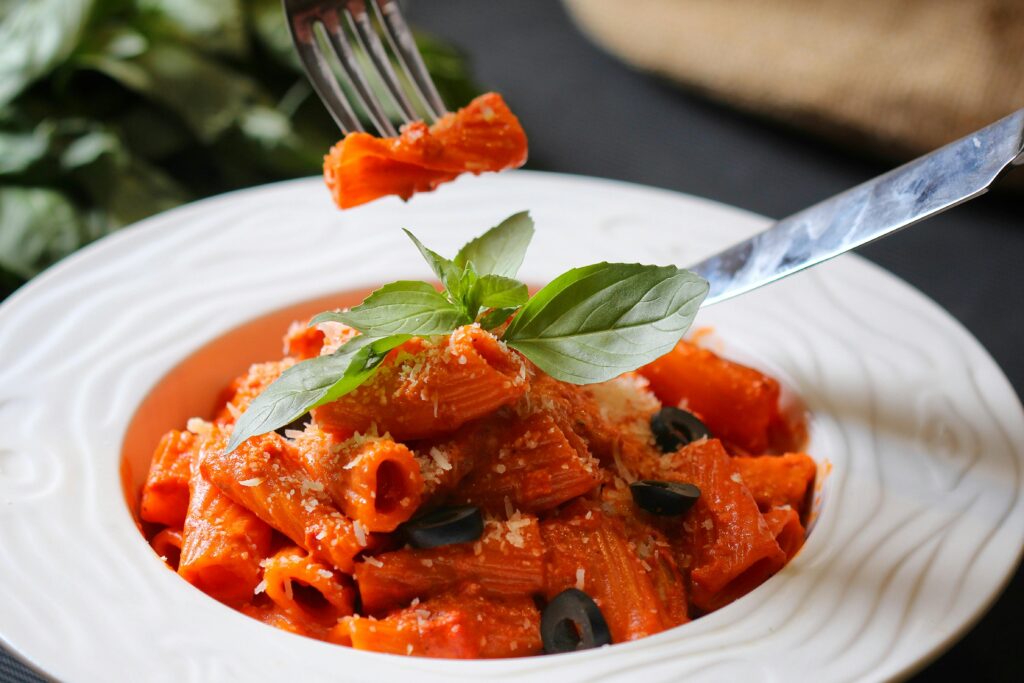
[0,172,1021,682]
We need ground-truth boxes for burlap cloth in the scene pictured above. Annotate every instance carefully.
[563,0,1024,165]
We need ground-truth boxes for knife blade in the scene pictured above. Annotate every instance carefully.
[689,109,1024,306]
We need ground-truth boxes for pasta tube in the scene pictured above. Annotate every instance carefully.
[542,503,686,642]
[354,516,544,613]
[639,341,784,453]
[139,429,195,527]
[200,430,374,573]
[314,325,528,440]
[334,593,541,658]
[733,453,817,514]
[260,546,355,627]
[295,426,424,533]
[178,426,273,604]
[661,439,786,612]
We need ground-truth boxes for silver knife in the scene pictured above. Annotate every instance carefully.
[689,109,1024,306]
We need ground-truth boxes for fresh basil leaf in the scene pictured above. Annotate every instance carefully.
[454,211,533,278]
[226,333,410,452]
[402,228,470,302]
[0,125,52,176]
[316,281,468,336]
[308,310,345,327]
[504,263,708,384]
[49,122,189,226]
[0,187,101,280]
[478,307,517,331]
[137,0,248,58]
[0,0,94,107]
[225,104,323,176]
[116,102,198,160]
[102,155,189,227]
[471,274,528,309]
[76,42,262,142]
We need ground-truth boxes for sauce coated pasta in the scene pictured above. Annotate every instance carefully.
[137,319,816,658]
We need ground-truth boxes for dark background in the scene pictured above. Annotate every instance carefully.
[1,1,1019,680]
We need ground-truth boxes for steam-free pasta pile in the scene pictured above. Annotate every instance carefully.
[138,319,816,658]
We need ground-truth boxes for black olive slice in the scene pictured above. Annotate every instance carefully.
[541,588,612,654]
[401,505,484,549]
[629,480,701,516]
[650,407,711,452]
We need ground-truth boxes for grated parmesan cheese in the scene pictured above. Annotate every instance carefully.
[186,418,213,435]
[504,515,531,549]
[239,478,263,487]
[353,520,367,547]
[300,477,325,494]
[430,447,452,471]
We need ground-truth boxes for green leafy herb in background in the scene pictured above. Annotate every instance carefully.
[0,0,480,300]
[226,212,709,452]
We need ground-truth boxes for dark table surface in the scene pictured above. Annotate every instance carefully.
[1,1,1020,681]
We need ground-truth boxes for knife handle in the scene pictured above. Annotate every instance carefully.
[691,108,1024,306]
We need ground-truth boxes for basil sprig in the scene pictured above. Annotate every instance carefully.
[226,211,708,452]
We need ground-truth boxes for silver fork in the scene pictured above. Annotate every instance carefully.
[283,0,448,136]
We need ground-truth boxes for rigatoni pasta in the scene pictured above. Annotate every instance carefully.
[137,317,817,658]
[178,424,273,604]
[199,430,372,573]
[294,426,423,533]
[313,326,528,440]
[139,429,194,528]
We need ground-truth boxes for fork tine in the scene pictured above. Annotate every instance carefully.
[346,0,418,125]
[371,0,448,120]
[286,14,364,134]
[320,7,398,137]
